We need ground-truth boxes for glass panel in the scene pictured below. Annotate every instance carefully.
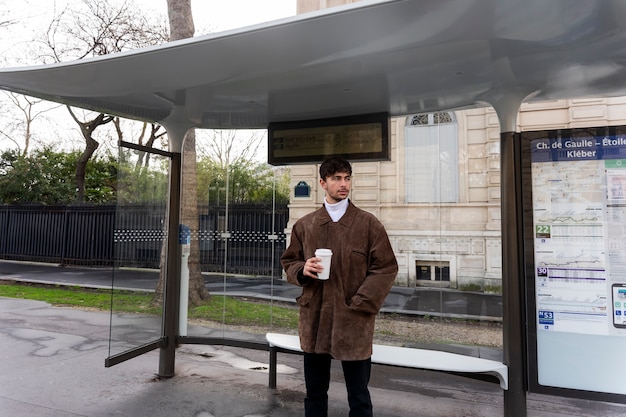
[108,147,169,358]
[185,130,292,344]
[103,112,504,375]
[385,111,502,356]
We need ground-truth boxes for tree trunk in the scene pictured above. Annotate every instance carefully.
[181,130,209,305]
[75,136,98,202]
[155,0,209,306]
[66,108,113,203]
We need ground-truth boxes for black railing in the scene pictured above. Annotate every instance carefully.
[0,203,288,276]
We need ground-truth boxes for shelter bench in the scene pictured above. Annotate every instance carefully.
[266,333,508,390]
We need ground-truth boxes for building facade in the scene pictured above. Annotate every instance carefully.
[287,0,626,292]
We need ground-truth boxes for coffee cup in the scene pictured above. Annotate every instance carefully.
[315,248,332,280]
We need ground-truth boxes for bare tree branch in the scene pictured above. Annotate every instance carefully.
[37,0,169,203]
[198,129,264,168]
[0,91,62,155]
[38,0,168,63]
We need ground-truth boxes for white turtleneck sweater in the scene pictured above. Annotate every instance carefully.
[324,197,349,222]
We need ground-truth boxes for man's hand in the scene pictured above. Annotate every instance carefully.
[303,256,323,279]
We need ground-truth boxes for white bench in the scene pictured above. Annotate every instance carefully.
[266,333,508,390]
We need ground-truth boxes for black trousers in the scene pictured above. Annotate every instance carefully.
[303,352,373,417]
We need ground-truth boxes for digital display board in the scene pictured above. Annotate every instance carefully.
[268,113,389,165]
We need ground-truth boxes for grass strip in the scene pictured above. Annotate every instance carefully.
[0,282,298,330]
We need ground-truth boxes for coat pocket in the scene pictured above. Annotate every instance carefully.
[347,250,368,292]
[296,283,319,307]
[296,292,310,306]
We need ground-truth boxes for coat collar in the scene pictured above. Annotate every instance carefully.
[314,199,356,227]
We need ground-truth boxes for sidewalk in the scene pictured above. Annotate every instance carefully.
[2,296,626,417]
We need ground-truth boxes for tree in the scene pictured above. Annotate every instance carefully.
[0,2,17,32]
[117,120,168,175]
[197,158,290,205]
[195,129,290,204]
[67,107,115,202]
[0,93,61,156]
[38,0,168,203]
[116,140,169,204]
[198,129,264,168]
[0,148,117,205]
[0,148,72,204]
[40,0,168,63]
[153,0,210,307]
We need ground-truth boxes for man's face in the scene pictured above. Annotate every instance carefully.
[320,171,351,204]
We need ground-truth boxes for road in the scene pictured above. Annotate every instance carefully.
[0,259,502,320]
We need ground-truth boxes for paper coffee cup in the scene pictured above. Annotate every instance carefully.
[315,248,332,280]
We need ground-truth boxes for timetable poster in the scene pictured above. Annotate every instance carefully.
[530,134,626,337]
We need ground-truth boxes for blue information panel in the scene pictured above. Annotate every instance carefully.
[531,135,626,162]
[179,224,191,245]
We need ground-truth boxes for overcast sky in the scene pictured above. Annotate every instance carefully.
[1,0,297,61]
[134,0,296,33]
[0,0,297,156]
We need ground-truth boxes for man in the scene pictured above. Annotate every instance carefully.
[281,156,398,417]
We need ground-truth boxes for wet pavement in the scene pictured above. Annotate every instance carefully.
[2,295,626,416]
[2,260,626,416]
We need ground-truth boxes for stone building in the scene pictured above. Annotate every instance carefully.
[286,0,626,292]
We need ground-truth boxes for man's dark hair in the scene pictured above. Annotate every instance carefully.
[319,156,352,180]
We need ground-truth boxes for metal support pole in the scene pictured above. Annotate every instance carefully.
[269,347,277,389]
[159,151,182,377]
[500,131,527,416]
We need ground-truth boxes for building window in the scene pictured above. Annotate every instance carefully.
[405,112,458,203]
[416,261,450,283]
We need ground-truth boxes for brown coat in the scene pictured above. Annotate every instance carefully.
[280,201,398,361]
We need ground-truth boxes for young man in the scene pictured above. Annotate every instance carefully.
[281,156,398,417]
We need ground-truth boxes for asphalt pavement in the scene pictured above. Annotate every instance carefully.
[0,260,503,321]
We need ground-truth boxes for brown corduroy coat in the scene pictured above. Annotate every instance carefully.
[280,201,398,361]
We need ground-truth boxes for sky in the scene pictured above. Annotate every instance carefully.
[172,0,295,32]
[0,0,297,157]
[134,0,296,33]
[1,0,297,62]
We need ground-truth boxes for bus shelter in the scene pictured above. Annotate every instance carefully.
[1,1,626,415]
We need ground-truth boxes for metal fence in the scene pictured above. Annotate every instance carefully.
[0,203,288,276]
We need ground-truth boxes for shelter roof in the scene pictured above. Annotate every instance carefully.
[1,0,625,130]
